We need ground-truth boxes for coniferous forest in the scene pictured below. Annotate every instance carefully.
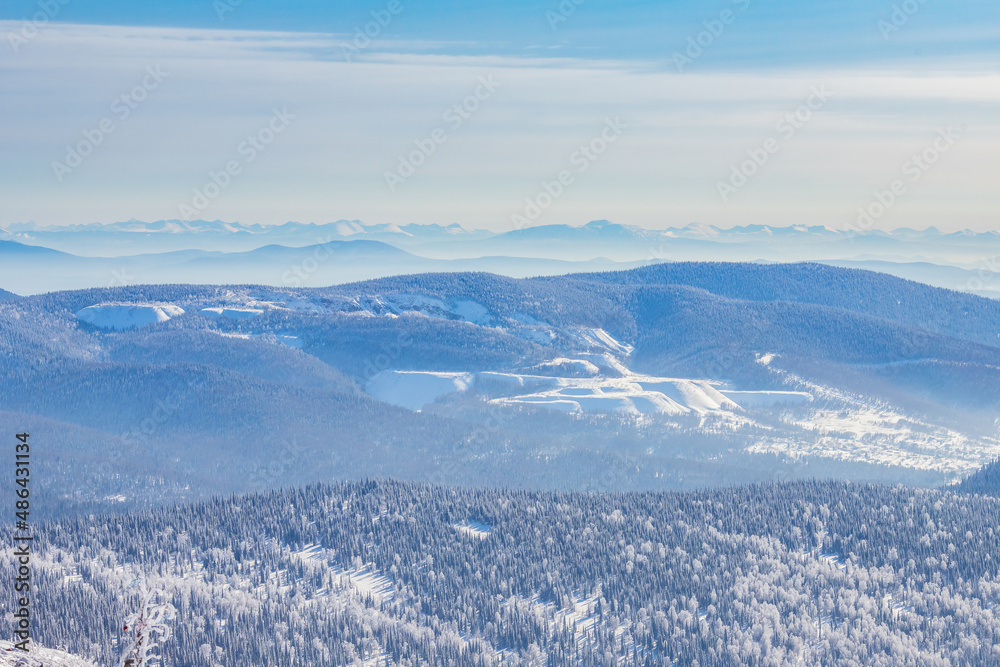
[5,478,1000,666]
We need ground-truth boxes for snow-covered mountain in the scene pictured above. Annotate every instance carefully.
[5,262,1000,515]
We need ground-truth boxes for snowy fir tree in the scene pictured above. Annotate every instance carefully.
[116,580,176,667]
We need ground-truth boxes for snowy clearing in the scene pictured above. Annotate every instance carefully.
[200,306,263,318]
[366,371,475,410]
[721,390,814,407]
[454,519,494,538]
[367,366,815,418]
[75,303,184,330]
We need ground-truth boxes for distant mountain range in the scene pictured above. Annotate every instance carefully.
[6,219,1000,260]
[0,238,654,295]
[3,220,1000,297]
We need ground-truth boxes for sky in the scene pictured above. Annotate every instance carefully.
[1,0,998,232]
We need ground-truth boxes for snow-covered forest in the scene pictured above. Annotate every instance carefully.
[4,478,1000,666]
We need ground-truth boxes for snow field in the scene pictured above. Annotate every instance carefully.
[75,303,184,330]
[367,368,816,417]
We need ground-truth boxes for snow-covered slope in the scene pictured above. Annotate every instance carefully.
[366,371,475,410]
[75,303,184,330]
[200,306,263,318]
[367,367,811,417]
[0,642,97,667]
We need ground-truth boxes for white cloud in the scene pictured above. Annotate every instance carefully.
[1,22,996,232]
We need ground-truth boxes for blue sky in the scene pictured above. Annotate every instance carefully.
[1,0,998,231]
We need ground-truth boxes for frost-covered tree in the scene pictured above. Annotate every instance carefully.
[117,580,176,667]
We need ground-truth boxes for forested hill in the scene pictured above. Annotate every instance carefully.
[8,479,1000,666]
[5,261,1000,513]
[566,262,1000,349]
[957,458,1000,496]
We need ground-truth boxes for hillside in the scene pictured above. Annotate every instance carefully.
[0,643,96,667]
[4,263,1000,514]
[957,458,1000,496]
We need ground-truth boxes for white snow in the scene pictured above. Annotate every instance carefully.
[451,300,491,325]
[366,370,475,410]
[531,358,601,376]
[511,311,542,325]
[0,642,98,667]
[567,328,634,356]
[745,365,1000,477]
[211,330,303,349]
[75,303,184,330]
[289,544,394,602]
[721,390,814,408]
[200,306,263,319]
[476,372,563,394]
[377,295,492,326]
[454,519,493,538]
[336,221,364,236]
[331,564,395,603]
[367,367,816,418]
[273,334,303,349]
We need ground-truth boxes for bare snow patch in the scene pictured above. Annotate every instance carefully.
[569,328,633,356]
[289,543,395,603]
[367,370,475,410]
[365,368,807,418]
[0,641,98,667]
[722,390,814,408]
[75,303,184,330]
[454,519,493,539]
[200,307,263,319]
[529,358,601,377]
[332,564,395,603]
[451,300,491,325]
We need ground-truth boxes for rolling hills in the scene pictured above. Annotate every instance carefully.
[3,262,1000,514]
